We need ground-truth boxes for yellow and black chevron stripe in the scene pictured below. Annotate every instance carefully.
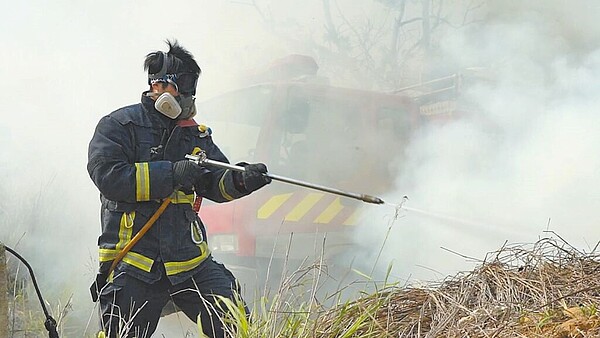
[256,192,361,225]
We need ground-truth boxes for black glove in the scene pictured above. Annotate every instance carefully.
[172,160,208,191]
[239,162,271,192]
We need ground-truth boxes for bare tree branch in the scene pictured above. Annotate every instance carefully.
[322,0,342,49]
[231,0,270,23]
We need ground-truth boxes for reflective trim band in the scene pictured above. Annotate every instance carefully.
[98,248,154,272]
[122,251,154,272]
[285,193,323,222]
[257,193,293,219]
[170,190,195,205]
[164,242,210,276]
[116,212,135,250]
[218,171,234,201]
[135,163,151,201]
[98,211,136,263]
[99,248,118,262]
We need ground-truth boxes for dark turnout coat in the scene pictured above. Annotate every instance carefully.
[87,93,249,284]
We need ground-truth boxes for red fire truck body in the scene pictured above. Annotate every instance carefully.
[197,56,466,263]
[195,56,458,267]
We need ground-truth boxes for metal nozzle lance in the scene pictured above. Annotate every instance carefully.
[361,195,385,204]
[185,153,387,205]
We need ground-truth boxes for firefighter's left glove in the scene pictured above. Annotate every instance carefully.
[237,162,272,193]
[172,160,209,191]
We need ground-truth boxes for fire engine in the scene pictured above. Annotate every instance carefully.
[196,55,460,275]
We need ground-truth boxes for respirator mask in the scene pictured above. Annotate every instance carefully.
[153,82,197,119]
[148,52,199,120]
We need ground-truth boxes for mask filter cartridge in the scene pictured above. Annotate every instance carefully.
[154,93,182,119]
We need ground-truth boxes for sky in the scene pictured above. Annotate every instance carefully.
[1,0,599,336]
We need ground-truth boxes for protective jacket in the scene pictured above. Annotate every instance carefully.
[88,93,250,284]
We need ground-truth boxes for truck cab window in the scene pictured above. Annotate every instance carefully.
[376,107,413,144]
[275,90,364,186]
[197,86,272,163]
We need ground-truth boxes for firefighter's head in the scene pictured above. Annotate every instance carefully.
[144,40,200,119]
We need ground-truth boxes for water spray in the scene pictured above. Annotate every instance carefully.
[400,205,485,227]
[386,197,506,232]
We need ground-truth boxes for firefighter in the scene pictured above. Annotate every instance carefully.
[87,40,271,338]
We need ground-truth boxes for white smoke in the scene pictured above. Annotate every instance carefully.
[355,0,600,282]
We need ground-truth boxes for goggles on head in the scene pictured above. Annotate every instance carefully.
[151,73,198,96]
[148,52,199,96]
[170,72,198,96]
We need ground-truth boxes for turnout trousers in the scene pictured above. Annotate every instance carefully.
[98,258,246,338]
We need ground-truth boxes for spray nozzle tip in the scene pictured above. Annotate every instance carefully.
[362,195,385,204]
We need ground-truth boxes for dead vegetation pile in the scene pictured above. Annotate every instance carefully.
[315,236,600,338]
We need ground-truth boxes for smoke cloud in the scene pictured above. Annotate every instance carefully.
[356,0,600,282]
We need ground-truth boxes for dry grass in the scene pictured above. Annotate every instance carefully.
[313,236,600,338]
[7,235,600,337]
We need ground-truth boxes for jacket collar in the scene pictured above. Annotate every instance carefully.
[141,91,176,129]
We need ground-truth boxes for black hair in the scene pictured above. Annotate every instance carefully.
[144,40,201,76]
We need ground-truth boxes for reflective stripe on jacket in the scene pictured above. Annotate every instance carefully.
[87,93,250,284]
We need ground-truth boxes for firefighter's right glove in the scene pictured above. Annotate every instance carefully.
[172,160,208,191]
[238,162,272,193]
